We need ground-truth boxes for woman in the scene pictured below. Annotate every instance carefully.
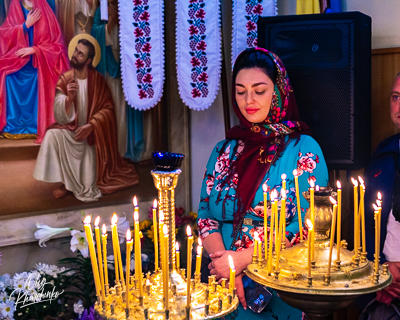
[197,48,329,319]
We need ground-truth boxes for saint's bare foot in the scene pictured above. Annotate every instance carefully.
[53,185,69,198]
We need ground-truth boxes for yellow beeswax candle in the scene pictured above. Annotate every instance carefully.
[373,204,379,274]
[351,178,359,255]
[359,177,366,254]
[195,245,202,275]
[83,216,101,297]
[176,242,180,270]
[114,221,125,286]
[281,173,287,192]
[309,180,315,261]
[228,255,235,294]
[327,197,337,278]
[263,182,268,261]
[293,169,303,241]
[280,188,287,248]
[253,231,258,257]
[159,216,166,304]
[152,199,159,271]
[306,219,313,279]
[101,224,109,290]
[268,191,275,274]
[94,217,105,300]
[336,181,342,262]
[111,214,119,283]
[186,226,193,308]
[125,229,133,310]
[134,208,143,297]
[163,224,169,310]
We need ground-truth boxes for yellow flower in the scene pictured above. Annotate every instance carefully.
[147,228,154,242]
[139,219,152,230]
[189,211,198,219]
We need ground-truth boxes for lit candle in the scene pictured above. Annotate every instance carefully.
[228,255,235,294]
[159,210,164,271]
[281,173,287,192]
[359,177,366,254]
[293,169,303,241]
[111,214,119,283]
[373,203,379,274]
[94,217,105,300]
[306,219,313,278]
[273,189,279,253]
[152,199,159,271]
[280,188,287,249]
[159,214,166,305]
[125,229,133,311]
[101,224,109,290]
[195,245,202,276]
[351,178,359,255]
[309,179,315,261]
[263,182,268,261]
[176,242,180,270]
[336,181,342,262]
[258,238,262,263]
[377,193,382,261]
[163,224,169,310]
[83,216,101,297]
[253,231,258,258]
[134,208,143,298]
[186,226,194,308]
[327,197,337,278]
[268,190,276,274]
[113,214,125,286]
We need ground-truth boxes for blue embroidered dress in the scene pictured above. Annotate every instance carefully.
[198,136,328,319]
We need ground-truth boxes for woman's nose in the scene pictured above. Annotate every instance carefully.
[246,92,255,104]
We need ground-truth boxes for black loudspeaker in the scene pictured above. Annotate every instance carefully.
[258,12,371,170]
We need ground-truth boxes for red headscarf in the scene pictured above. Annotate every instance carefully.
[224,48,310,228]
[0,0,69,143]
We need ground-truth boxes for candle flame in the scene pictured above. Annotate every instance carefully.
[377,192,382,200]
[186,225,192,237]
[306,219,313,230]
[254,231,259,241]
[376,199,382,208]
[337,181,341,189]
[197,245,202,256]
[198,237,202,246]
[176,242,180,251]
[358,176,364,185]
[94,216,100,227]
[351,177,358,187]
[292,169,298,177]
[228,255,235,270]
[126,229,132,241]
[111,213,118,225]
[132,196,138,207]
[146,279,151,286]
[83,215,91,224]
[309,179,315,188]
[329,196,337,205]
[270,189,277,201]
[102,224,107,234]
[159,210,164,223]
[262,182,268,192]
[280,188,286,199]
[134,211,139,222]
[316,185,320,192]
[373,203,379,211]
[281,173,287,180]
[153,199,157,208]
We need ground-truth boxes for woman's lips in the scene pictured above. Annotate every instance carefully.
[245,108,259,114]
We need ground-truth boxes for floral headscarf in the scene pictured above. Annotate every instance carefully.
[222,47,310,229]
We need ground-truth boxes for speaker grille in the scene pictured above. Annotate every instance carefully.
[263,21,355,164]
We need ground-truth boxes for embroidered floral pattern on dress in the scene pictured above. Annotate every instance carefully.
[198,218,219,238]
[245,0,264,48]
[133,0,154,99]
[297,152,320,184]
[188,0,209,98]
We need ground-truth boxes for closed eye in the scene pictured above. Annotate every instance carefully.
[236,91,245,95]
[255,91,265,95]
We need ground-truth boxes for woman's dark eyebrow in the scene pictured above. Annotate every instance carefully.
[235,82,268,88]
[392,91,400,95]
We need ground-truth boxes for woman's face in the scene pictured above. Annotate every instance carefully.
[235,67,275,124]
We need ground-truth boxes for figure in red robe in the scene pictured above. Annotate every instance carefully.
[0,0,69,143]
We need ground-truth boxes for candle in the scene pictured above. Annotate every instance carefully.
[195,245,202,275]
[377,193,382,262]
[306,219,313,279]
[258,238,262,263]
[273,190,279,253]
[134,208,143,298]
[159,216,166,305]
[228,255,235,294]
[186,226,194,308]
[111,214,119,283]
[159,210,164,272]
[293,169,303,241]
[125,229,133,311]
[176,242,180,270]
[113,214,125,286]
[83,216,101,297]
[101,224,109,290]
[152,199,159,271]
[163,224,169,310]
[309,180,315,261]
[373,203,379,273]
[327,197,337,278]
[268,190,275,274]
[94,217,105,300]
[263,182,268,261]
[351,178,359,255]
[281,173,287,192]
[280,188,287,249]
[253,231,258,258]
[336,181,342,262]
[359,177,366,254]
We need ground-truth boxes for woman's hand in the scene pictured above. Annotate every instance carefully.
[15,47,35,58]
[25,9,41,28]
[208,248,252,280]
